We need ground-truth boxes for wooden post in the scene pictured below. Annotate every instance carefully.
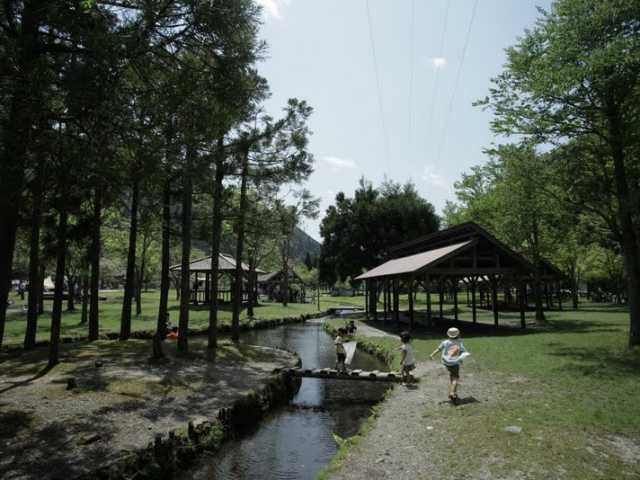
[426,274,432,327]
[383,279,388,322]
[519,280,526,329]
[471,277,477,324]
[453,279,459,321]
[439,279,444,320]
[372,280,378,320]
[194,272,199,305]
[544,282,550,309]
[491,275,499,327]
[364,281,368,315]
[408,278,414,330]
[558,282,563,311]
[393,278,400,324]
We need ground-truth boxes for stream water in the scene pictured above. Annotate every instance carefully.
[182,320,390,480]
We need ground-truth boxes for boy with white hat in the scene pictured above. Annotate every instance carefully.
[429,327,468,404]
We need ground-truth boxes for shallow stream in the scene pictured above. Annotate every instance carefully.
[182,320,390,480]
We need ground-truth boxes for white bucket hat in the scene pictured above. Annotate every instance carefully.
[447,327,460,338]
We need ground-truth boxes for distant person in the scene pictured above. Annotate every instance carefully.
[164,312,173,335]
[17,281,25,300]
[429,327,469,404]
[347,320,357,335]
[335,328,347,373]
[166,326,179,340]
[398,331,416,385]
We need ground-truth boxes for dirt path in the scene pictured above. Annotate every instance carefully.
[329,324,496,480]
[0,339,297,480]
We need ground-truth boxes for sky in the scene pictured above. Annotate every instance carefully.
[254,0,553,241]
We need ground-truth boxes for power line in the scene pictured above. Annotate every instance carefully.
[365,0,391,171]
[425,0,450,157]
[435,0,479,166]
[408,0,415,144]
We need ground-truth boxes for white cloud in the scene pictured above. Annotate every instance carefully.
[422,165,449,190]
[256,0,291,20]
[321,155,357,170]
[431,57,447,69]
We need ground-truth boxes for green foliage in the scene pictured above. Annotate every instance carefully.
[319,178,440,285]
[475,0,640,341]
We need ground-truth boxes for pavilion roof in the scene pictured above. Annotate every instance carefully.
[356,221,563,281]
[169,253,264,273]
[355,240,474,281]
[258,269,305,284]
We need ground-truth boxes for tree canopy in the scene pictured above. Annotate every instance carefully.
[319,178,439,285]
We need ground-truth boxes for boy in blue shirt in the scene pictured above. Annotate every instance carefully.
[430,327,468,404]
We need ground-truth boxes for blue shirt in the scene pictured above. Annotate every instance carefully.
[438,339,466,366]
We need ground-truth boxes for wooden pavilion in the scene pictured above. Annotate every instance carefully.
[169,253,263,305]
[257,269,307,303]
[355,222,563,329]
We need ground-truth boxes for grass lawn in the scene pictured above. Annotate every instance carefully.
[3,290,365,346]
[328,302,640,478]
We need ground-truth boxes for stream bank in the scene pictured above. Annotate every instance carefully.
[0,338,299,480]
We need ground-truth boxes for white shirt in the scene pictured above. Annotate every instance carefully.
[401,343,416,366]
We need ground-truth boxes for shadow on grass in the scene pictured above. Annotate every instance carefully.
[0,364,53,395]
[358,313,620,341]
[547,346,640,378]
[0,408,34,437]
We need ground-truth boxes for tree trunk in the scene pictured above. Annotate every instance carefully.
[571,262,579,310]
[531,220,546,324]
[232,147,250,342]
[247,258,256,318]
[38,264,45,314]
[80,273,89,324]
[135,266,142,316]
[607,106,640,348]
[178,148,194,354]
[0,0,42,349]
[66,275,76,311]
[155,178,172,359]
[25,166,43,349]
[281,237,290,307]
[89,187,102,341]
[208,137,225,359]
[49,207,68,368]
[120,180,139,340]
[136,231,150,317]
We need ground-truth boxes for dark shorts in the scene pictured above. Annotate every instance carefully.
[446,364,460,380]
[337,353,346,362]
[402,364,416,372]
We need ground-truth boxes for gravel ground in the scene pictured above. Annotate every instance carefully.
[0,341,297,480]
[328,359,497,480]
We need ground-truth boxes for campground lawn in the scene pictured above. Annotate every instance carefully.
[3,290,364,346]
[327,302,640,478]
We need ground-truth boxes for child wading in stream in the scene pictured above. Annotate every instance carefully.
[430,327,469,404]
[399,331,416,384]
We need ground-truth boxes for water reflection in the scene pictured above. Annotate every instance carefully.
[183,322,389,480]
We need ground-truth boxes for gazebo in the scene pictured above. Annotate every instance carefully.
[355,222,563,329]
[169,253,263,305]
[257,269,307,303]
